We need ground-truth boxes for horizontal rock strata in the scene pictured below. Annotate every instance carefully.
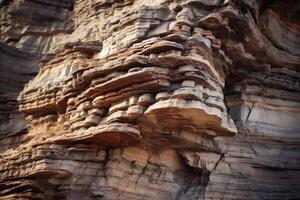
[0,0,300,199]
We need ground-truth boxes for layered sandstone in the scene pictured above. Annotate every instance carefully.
[0,0,300,199]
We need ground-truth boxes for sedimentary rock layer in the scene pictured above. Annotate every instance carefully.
[0,0,300,199]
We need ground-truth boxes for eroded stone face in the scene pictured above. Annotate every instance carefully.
[1,0,300,199]
[17,3,238,152]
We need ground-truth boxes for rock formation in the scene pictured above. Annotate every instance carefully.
[0,0,300,199]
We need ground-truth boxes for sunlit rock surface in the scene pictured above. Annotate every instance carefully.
[0,0,300,199]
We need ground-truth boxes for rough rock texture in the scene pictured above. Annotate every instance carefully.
[0,0,300,199]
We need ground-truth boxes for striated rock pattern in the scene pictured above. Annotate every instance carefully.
[0,0,300,199]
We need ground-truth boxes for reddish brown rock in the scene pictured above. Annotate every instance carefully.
[0,0,300,199]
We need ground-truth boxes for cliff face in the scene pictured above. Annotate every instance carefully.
[0,0,300,199]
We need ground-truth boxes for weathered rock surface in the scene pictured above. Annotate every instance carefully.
[0,0,300,199]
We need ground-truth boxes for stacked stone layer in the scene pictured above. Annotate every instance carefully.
[0,0,299,199]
